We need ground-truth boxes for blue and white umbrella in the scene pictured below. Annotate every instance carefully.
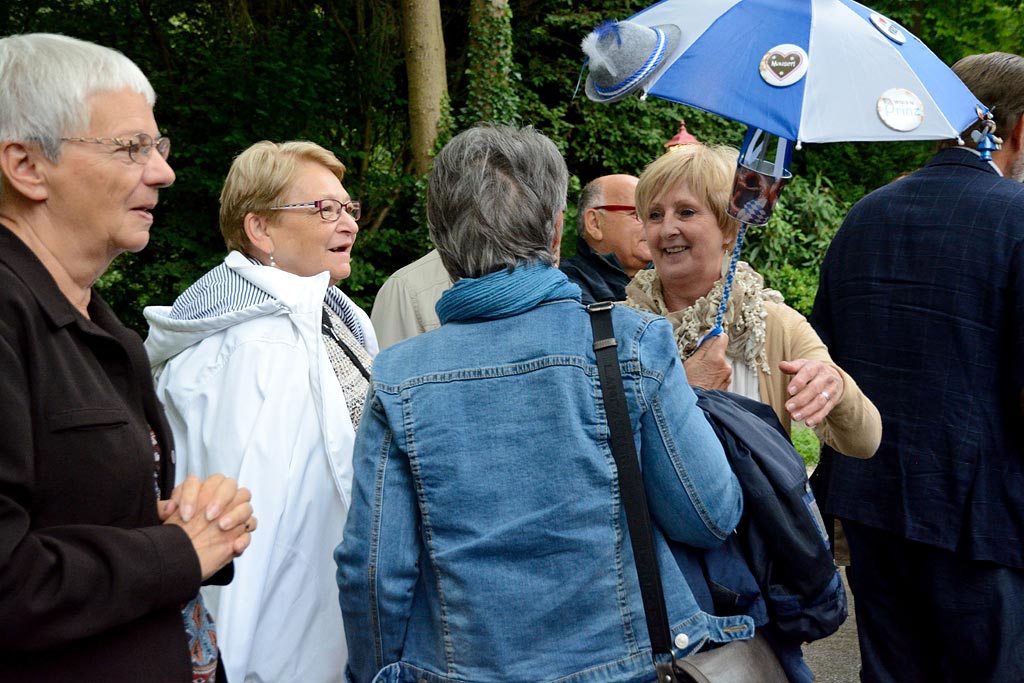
[623,0,980,144]
[582,0,989,344]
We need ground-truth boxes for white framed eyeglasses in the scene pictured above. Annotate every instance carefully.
[270,199,361,222]
[60,133,171,164]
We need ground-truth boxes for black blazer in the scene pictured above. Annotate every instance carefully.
[560,237,633,304]
[0,225,216,681]
[810,148,1024,569]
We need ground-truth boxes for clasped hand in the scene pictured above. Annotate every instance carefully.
[157,473,257,581]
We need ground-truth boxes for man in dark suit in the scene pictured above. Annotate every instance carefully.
[810,52,1024,683]
[560,174,651,303]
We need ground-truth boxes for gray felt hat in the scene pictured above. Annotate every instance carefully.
[583,20,681,103]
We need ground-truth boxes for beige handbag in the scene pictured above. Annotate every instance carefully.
[673,632,788,683]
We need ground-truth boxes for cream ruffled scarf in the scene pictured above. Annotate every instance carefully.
[624,262,784,374]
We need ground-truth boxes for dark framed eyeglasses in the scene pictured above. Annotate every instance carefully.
[270,198,361,222]
[594,204,640,222]
[60,133,171,164]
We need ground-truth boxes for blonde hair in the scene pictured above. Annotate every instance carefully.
[636,143,740,242]
[219,140,346,255]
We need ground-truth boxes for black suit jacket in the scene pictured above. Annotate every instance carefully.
[0,225,216,681]
[560,237,633,303]
[810,148,1024,569]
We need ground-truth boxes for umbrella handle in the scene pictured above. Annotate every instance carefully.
[696,222,750,350]
[695,325,723,349]
[973,106,1002,162]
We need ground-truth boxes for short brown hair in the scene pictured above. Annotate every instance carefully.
[219,140,346,255]
[941,52,1024,150]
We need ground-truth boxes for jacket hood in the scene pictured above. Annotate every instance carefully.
[144,250,361,367]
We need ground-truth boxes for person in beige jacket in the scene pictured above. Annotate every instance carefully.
[370,249,451,350]
[624,142,880,459]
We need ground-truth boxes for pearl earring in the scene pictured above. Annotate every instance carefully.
[269,253,277,268]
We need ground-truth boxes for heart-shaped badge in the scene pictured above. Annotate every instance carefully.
[759,44,808,87]
[767,52,801,79]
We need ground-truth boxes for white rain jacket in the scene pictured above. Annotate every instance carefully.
[144,251,378,683]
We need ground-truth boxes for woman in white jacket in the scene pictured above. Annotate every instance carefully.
[145,141,377,683]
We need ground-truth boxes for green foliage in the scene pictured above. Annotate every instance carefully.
[3,0,423,328]
[4,0,1023,333]
[870,0,1024,61]
[792,424,821,469]
[794,140,934,206]
[744,174,848,315]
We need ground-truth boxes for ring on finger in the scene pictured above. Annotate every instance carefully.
[821,390,831,401]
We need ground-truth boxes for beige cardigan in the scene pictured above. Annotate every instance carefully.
[758,301,881,458]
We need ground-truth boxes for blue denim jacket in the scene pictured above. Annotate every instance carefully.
[336,266,748,683]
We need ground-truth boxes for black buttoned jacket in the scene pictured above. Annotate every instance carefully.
[0,225,222,682]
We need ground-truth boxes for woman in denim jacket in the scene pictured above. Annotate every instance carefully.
[335,124,748,683]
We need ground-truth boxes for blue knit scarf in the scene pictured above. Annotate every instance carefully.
[435,262,581,324]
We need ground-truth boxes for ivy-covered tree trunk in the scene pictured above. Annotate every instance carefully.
[464,0,520,126]
[402,0,448,177]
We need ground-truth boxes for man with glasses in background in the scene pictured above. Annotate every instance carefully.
[560,174,652,303]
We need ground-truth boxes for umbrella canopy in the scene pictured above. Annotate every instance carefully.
[580,0,990,345]
[619,0,980,143]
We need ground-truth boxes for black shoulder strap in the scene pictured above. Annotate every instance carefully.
[586,302,678,680]
[322,305,371,381]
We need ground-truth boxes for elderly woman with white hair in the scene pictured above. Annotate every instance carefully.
[0,33,255,682]
[336,124,747,683]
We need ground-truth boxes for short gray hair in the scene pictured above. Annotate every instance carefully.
[942,52,1024,150]
[576,179,604,234]
[0,33,155,161]
[427,124,569,280]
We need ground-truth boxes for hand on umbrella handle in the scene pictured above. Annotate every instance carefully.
[695,325,723,350]
[685,331,732,391]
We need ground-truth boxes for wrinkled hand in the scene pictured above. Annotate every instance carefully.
[162,475,257,581]
[683,333,732,390]
[780,359,844,428]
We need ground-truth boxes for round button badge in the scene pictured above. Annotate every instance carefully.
[877,88,924,131]
[759,44,808,87]
[870,12,907,44]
